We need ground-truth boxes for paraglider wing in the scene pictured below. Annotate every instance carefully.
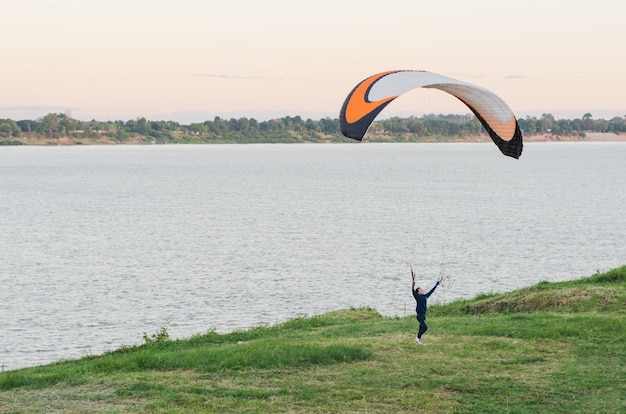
[339,70,523,159]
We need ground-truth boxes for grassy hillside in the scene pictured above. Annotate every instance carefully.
[1,266,624,413]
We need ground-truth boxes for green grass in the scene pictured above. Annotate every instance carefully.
[1,266,625,413]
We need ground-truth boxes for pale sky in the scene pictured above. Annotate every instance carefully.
[2,0,625,123]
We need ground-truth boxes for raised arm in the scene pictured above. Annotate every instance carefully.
[425,281,440,298]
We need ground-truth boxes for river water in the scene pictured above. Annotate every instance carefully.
[1,142,624,371]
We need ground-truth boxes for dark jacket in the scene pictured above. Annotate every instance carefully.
[412,282,439,314]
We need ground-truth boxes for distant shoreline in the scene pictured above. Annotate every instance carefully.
[1,132,625,146]
[524,132,626,142]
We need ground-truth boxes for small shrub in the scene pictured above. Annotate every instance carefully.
[588,266,626,284]
[143,320,171,345]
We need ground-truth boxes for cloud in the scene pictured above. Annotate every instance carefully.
[0,106,77,120]
[1,105,70,112]
[193,73,286,81]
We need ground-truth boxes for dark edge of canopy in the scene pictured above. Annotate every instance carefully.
[462,101,523,159]
[339,73,400,141]
[476,113,523,159]
[339,100,395,141]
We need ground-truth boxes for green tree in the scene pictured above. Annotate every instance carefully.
[0,119,21,137]
[38,113,63,137]
[582,113,593,130]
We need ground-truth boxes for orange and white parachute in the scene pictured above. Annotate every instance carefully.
[339,70,523,159]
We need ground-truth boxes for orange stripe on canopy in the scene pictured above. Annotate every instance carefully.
[344,71,399,124]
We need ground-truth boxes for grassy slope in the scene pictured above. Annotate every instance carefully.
[1,266,625,413]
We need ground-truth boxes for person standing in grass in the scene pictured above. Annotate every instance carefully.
[411,268,440,345]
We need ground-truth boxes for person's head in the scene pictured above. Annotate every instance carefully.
[415,287,423,294]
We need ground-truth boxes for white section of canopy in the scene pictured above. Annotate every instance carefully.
[367,71,515,138]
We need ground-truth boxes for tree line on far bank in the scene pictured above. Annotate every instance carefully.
[1,112,625,145]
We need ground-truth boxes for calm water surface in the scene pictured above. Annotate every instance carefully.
[1,143,624,370]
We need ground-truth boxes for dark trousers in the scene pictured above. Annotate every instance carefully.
[416,313,428,338]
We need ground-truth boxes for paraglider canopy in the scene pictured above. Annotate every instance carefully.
[339,70,523,159]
